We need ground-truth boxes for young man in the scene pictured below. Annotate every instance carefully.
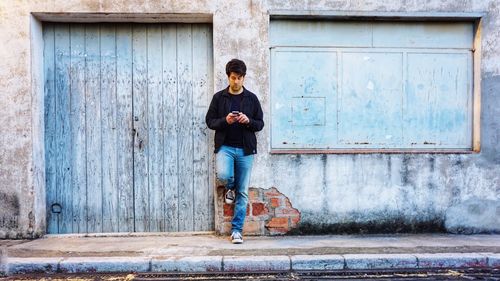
[205,59,264,244]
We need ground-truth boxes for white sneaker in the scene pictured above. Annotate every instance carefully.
[231,231,243,244]
[225,189,235,204]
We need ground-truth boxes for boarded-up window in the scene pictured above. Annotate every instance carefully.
[270,20,475,152]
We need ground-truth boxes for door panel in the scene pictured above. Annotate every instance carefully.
[44,23,214,233]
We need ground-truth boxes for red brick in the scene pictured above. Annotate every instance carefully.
[269,228,288,235]
[223,204,234,217]
[264,187,282,197]
[248,189,260,202]
[243,221,262,235]
[252,203,268,216]
[290,215,301,225]
[246,204,251,216]
[275,207,299,216]
[270,198,280,208]
[266,217,289,229]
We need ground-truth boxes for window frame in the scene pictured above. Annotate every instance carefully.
[268,12,483,154]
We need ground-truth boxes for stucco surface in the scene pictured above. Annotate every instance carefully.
[0,0,498,238]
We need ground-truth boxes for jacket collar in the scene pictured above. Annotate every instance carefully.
[222,86,248,98]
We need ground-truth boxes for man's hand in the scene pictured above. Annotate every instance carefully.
[236,113,250,124]
[226,112,239,124]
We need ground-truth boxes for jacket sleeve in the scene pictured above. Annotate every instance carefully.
[205,94,228,131]
[246,96,264,132]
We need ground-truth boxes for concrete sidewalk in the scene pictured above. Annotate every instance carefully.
[1,233,499,275]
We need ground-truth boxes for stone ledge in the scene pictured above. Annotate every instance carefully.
[415,253,488,268]
[151,256,222,272]
[291,255,344,270]
[223,256,290,271]
[6,257,62,275]
[483,253,500,268]
[344,254,418,269]
[59,257,151,273]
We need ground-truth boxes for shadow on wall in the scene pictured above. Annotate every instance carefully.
[288,213,446,235]
[445,198,500,234]
[0,191,20,231]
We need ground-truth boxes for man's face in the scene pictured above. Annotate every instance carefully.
[228,72,245,92]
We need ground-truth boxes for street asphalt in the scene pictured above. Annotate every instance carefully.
[1,233,499,275]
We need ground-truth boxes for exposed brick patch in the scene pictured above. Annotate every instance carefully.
[270,198,280,208]
[216,185,301,236]
[266,217,288,228]
[223,204,234,217]
[264,187,282,197]
[252,202,268,216]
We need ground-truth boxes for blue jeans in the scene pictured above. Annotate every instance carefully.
[216,145,254,233]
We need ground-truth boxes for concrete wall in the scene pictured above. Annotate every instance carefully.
[0,0,498,238]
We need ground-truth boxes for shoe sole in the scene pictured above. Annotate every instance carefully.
[232,239,243,244]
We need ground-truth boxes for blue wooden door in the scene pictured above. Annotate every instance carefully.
[43,23,214,233]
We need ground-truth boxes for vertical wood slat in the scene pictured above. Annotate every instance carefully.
[176,24,194,231]
[44,23,58,234]
[162,24,179,232]
[147,25,164,232]
[69,24,87,233]
[192,25,211,231]
[132,24,150,232]
[116,24,135,232]
[54,24,72,233]
[100,24,119,232]
[85,24,103,233]
[206,27,215,231]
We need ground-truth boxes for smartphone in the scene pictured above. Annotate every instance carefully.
[232,111,240,115]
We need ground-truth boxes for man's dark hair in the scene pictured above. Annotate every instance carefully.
[225,59,246,77]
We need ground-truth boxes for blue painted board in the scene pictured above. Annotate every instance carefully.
[43,23,58,234]
[115,24,134,232]
[69,24,87,233]
[85,24,103,233]
[54,24,72,233]
[147,24,164,232]
[100,24,118,232]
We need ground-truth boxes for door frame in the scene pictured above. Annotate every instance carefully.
[30,12,215,235]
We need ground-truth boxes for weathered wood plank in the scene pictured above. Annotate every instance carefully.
[85,24,103,233]
[176,24,194,231]
[69,24,87,233]
[404,52,470,148]
[339,51,403,146]
[132,24,150,232]
[44,23,58,234]
[115,23,135,232]
[147,24,164,232]
[269,21,372,48]
[162,24,179,232]
[270,49,338,149]
[372,22,473,49]
[54,23,72,233]
[192,24,211,231]
[100,24,119,232]
[206,26,215,231]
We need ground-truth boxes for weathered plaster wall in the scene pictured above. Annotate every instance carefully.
[0,0,498,238]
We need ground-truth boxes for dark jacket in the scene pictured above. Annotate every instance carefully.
[205,87,264,155]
